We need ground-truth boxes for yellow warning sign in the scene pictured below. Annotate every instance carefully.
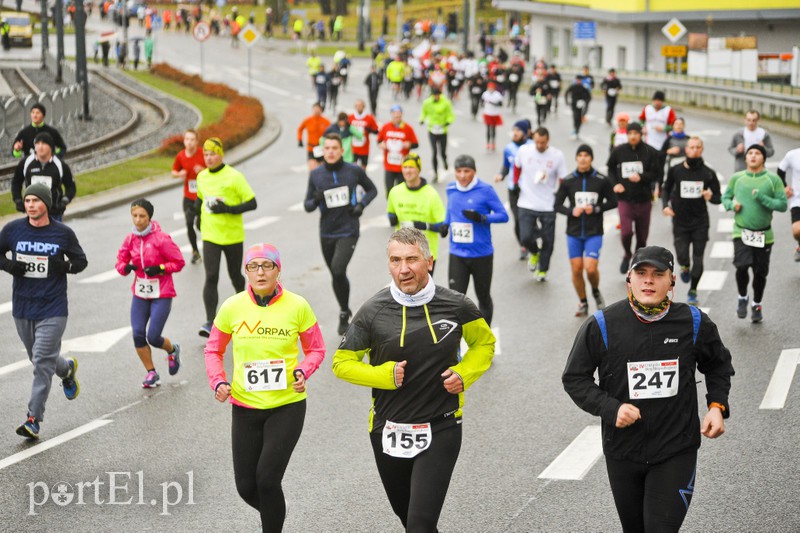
[661,45,687,57]
[661,18,687,44]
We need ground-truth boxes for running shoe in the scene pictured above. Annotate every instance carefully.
[62,357,80,400]
[736,297,749,319]
[575,301,589,317]
[687,289,699,306]
[794,247,800,262]
[518,247,528,261]
[337,310,351,336]
[535,270,547,282]
[593,290,605,310]
[168,344,181,376]
[528,252,540,272]
[16,416,39,440]
[142,370,160,389]
[191,251,202,265]
[198,321,212,337]
[680,266,691,284]
[751,304,764,323]
[619,256,631,275]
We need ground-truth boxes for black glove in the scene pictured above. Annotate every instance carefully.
[351,203,364,218]
[298,140,304,148]
[462,209,485,223]
[3,259,27,277]
[313,189,325,203]
[124,263,137,274]
[412,221,429,230]
[437,224,449,238]
[512,183,521,194]
[49,256,72,275]
[59,196,70,210]
[209,201,232,214]
[143,265,164,276]
[14,199,24,213]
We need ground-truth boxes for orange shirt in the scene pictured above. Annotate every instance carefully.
[297,115,331,154]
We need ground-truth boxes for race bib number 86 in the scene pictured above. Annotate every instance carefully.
[627,359,679,400]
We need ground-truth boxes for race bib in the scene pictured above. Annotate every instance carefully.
[382,421,432,458]
[340,67,348,76]
[679,181,703,199]
[315,74,326,84]
[243,359,287,392]
[452,79,460,86]
[187,179,197,194]
[620,161,644,179]
[30,175,52,188]
[741,228,765,248]
[627,359,679,400]
[451,222,474,243]
[549,80,559,89]
[509,73,519,83]
[17,253,48,279]
[351,126,366,147]
[324,185,350,209]
[312,145,324,158]
[431,124,445,135]
[471,86,482,95]
[496,75,505,83]
[134,277,161,299]
[574,191,598,208]
[575,100,586,109]
[607,88,617,97]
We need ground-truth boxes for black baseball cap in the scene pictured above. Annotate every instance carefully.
[630,246,674,272]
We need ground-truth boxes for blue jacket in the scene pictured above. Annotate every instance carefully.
[445,179,508,258]
[499,139,532,190]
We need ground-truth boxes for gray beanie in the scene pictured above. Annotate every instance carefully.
[24,183,52,210]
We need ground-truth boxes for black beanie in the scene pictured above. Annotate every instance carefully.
[34,132,54,151]
[131,198,154,218]
[576,144,594,158]
[31,102,46,116]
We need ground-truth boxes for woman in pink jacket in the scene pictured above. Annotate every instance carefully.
[116,198,186,388]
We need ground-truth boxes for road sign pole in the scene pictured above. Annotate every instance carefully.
[200,41,204,79]
[248,47,252,96]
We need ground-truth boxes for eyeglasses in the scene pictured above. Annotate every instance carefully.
[245,262,277,272]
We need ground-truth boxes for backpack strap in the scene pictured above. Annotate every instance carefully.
[593,310,608,350]
[690,305,701,345]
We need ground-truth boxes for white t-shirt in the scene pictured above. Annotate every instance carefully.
[743,127,767,151]
[514,144,569,212]
[642,104,672,150]
[779,147,800,208]
[481,90,504,116]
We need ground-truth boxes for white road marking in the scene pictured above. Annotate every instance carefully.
[243,216,281,230]
[78,269,122,284]
[0,419,115,471]
[699,307,711,315]
[460,327,502,356]
[360,214,391,231]
[290,164,308,173]
[718,204,727,212]
[0,359,30,377]
[288,201,305,211]
[716,218,734,233]
[225,67,292,96]
[169,227,187,237]
[765,162,779,170]
[538,425,603,480]
[173,211,183,220]
[710,241,734,259]
[366,163,380,172]
[760,349,800,410]
[696,270,728,291]
[449,138,462,148]
[0,301,12,315]
[61,326,132,354]
[692,129,722,137]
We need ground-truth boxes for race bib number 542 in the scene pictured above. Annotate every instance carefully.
[627,359,679,400]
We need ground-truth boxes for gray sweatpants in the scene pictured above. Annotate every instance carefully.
[15,316,70,422]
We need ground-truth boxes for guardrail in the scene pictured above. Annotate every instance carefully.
[561,69,800,124]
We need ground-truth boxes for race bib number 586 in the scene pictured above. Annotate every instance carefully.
[627,359,679,400]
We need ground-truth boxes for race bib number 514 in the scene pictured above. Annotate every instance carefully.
[627,359,679,400]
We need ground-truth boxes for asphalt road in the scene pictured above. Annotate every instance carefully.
[0,21,799,532]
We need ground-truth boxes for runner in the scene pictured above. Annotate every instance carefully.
[565,74,591,140]
[467,72,487,120]
[563,245,734,533]
[11,132,75,222]
[387,153,447,273]
[513,127,569,282]
[328,64,344,111]
[306,50,322,88]
[377,105,419,197]
[205,243,326,533]
[610,112,630,151]
[418,87,455,182]
[365,64,382,117]
[721,144,787,322]
[554,145,617,316]
[304,133,378,334]
[600,69,622,125]
[529,72,551,126]
[777,146,800,261]
[445,155,509,325]
[639,90,676,190]
[661,117,690,170]
[313,65,330,110]
[297,103,332,172]
[662,136,721,306]
[324,112,364,163]
[348,99,379,170]
[728,110,775,173]
[481,81,504,151]
[171,129,205,264]
[494,119,532,261]
[195,137,258,337]
[332,227,495,532]
[545,65,562,113]
[507,54,525,113]
[116,199,186,388]
[607,122,661,274]
[11,103,67,159]
[0,183,87,439]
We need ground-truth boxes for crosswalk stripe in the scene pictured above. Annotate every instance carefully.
[716,218,734,233]
[696,270,728,291]
[760,349,800,410]
[710,241,734,258]
[538,425,602,480]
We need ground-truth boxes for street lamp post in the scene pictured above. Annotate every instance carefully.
[74,0,91,118]
[55,0,65,83]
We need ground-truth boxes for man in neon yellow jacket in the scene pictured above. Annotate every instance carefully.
[333,227,494,533]
[419,87,456,181]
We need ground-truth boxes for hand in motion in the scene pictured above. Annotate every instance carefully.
[441,369,464,394]
[394,360,407,387]
[615,403,641,428]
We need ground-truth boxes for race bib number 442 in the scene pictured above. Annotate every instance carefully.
[382,421,432,458]
[627,359,679,400]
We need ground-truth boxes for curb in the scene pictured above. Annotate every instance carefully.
[0,111,282,227]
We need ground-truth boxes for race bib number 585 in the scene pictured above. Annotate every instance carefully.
[627,359,679,400]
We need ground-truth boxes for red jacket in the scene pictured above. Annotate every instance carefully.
[116,220,185,299]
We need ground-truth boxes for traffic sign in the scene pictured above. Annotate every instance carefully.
[192,21,211,42]
[241,23,261,47]
[661,45,687,57]
[573,21,596,43]
[661,18,687,44]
